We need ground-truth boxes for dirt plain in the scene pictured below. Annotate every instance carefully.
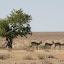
[0,32,64,64]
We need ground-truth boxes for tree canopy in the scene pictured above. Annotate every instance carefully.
[0,9,32,48]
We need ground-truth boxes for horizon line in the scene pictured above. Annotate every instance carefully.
[32,31,64,32]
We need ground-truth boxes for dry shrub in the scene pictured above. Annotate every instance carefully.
[39,45,50,50]
[38,54,45,60]
[22,45,32,50]
[26,48,34,52]
[42,61,53,64]
[0,53,10,60]
[44,49,50,52]
[18,62,36,64]
[39,45,44,49]
[23,55,33,60]
[47,55,57,59]
[49,63,53,64]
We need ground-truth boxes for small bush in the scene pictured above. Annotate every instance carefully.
[39,45,50,49]
[39,45,44,49]
[38,54,45,60]
[44,46,50,49]
[26,48,34,52]
[0,53,10,60]
[48,55,55,59]
[23,55,33,60]
[44,49,50,52]
[23,45,32,50]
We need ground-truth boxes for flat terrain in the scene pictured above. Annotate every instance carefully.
[0,49,64,64]
[18,32,64,40]
[0,32,64,64]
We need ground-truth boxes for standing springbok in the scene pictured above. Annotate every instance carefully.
[54,42,61,47]
[54,41,61,49]
[45,40,54,48]
[31,41,42,50]
[51,40,62,49]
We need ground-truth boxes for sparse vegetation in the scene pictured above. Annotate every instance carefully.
[23,55,33,60]
[0,53,10,60]
[47,55,57,59]
[39,45,50,49]
[22,45,32,50]
[38,54,45,60]
[0,32,63,64]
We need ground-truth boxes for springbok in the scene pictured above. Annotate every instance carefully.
[61,43,64,46]
[51,40,62,49]
[45,41,54,48]
[54,42,61,47]
[31,41,42,50]
[54,41,61,49]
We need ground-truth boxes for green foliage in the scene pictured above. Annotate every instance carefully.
[0,19,9,37]
[0,9,32,39]
[0,8,32,48]
[39,45,50,49]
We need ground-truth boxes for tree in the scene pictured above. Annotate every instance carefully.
[0,9,32,48]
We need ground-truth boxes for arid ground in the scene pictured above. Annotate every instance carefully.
[0,32,64,64]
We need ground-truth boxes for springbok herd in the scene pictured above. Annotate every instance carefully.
[31,40,64,50]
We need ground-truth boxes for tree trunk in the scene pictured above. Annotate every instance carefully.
[6,38,13,48]
[9,38,12,48]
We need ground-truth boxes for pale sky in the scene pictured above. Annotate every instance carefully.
[0,0,64,32]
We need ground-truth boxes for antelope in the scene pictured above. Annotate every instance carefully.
[45,41,54,46]
[54,42,61,47]
[61,43,64,46]
[31,41,42,50]
[52,41,61,49]
[45,41,54,48]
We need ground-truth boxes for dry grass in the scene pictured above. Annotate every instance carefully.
[38,54,45,60]
[0,53,10,60]
[0,32,64,64]
[47,55,56,59]
[0,50,63,64]
[22,55,33,60]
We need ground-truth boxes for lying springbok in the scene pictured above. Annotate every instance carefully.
[31,41,42,50]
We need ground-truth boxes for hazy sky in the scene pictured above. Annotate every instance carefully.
[0,0,64,32]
